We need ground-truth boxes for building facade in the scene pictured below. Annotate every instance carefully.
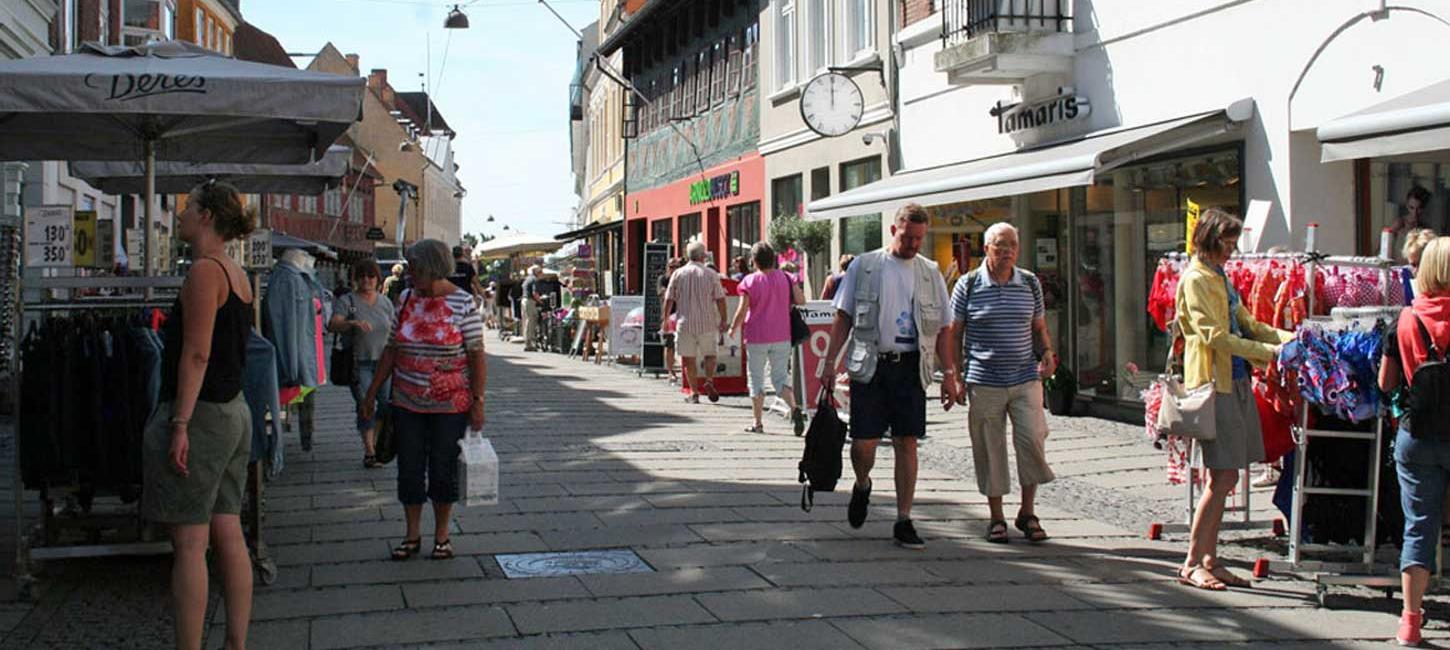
[600,0,767,293]
[758,0,895,292]
[807,0,1450,415]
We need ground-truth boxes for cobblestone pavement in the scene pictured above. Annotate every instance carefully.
[0,339,1441,648]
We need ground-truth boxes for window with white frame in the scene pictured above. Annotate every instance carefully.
[680,58,695,117]
[194,11,203,45]
[670,62,682,120]
[121,0,175,46]
[744,22,759,90]
[844,0,873,61]
[726,32,742,97]
[66,0,78,52]
[773,0,796,92]
[349,193,364,223]
[694,49,710,112]
[805,0,831,75]
[711,39,727,105]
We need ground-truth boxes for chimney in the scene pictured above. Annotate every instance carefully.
[345,53,359,72]
[368,68,387,91]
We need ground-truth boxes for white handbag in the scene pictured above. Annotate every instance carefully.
[1155,374,1217,441]
[457,428,499,507]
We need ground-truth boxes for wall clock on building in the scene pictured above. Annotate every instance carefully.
[800,72,864,138]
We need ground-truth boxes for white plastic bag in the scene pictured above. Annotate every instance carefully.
[457,428,498,506]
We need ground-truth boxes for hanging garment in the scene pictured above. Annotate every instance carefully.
[264,253,328,388]
[244,332,284,477]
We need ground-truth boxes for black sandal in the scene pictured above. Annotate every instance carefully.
[1014,514,1049,543]
[391,538,421,561]
[363,455,380,469]
[986,520,1009,544]
[430,539,454,560]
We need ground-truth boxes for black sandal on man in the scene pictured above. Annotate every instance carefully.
[391,538,421,561]
[1014,514,1049,543]
[986,520,1010,544]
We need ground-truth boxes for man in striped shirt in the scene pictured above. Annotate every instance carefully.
[664,242,727,403]
[941,222,1057,544]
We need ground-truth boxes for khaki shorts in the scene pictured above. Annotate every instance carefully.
[967,381,1054,497]
[676,329,719,359]
[143,396,251,525]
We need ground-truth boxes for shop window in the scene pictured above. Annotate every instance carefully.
[1362,161,1449,259]
[771,174,803,218]
[678,213,702,251]
[840,214,881,256]
[773,1,795,92]
[652,219,673,246]
[810,167,830,201]
[727,202,761,262]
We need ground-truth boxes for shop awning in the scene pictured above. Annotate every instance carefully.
[554,219,623,242]
[1318,77,1450,163]
[806,99,1255,221]
[475,232,561,258]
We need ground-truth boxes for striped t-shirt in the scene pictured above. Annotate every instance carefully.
[390,288,485,414]
[951,267,1044,387]
[664,262,726,338]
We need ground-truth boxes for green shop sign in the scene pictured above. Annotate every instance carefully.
[688,171,740,205]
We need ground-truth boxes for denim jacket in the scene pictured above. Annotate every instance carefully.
[264,259,329,387]
[243,332,284,476]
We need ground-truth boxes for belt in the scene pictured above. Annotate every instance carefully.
[877,350,920,364]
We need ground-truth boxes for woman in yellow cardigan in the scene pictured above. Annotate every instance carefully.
[1175,208,1293,590]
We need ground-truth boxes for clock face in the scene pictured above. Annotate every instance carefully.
[800,73,864,138]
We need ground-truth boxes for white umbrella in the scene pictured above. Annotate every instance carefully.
[69,145,351,195]
[476,232,562,258]
[0,41,365,274]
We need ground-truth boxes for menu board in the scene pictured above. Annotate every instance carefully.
[641,242,673,371]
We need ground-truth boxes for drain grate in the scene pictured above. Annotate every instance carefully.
[495,549,654,579]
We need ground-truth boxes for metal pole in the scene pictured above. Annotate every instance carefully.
[144,140,156,279]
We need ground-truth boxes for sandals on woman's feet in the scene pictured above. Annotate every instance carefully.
[744,423,764,433]
[1178,564,1227,591]
[1203,559,1252,588]
[1014,514,1049,543]
[430,539,454,560]
[391,538,422,561]
[363,455,381,469]
[703,380,720,403]
[986,520,1010,544]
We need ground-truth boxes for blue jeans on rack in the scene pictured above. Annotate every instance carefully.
[1395,426,1450,571]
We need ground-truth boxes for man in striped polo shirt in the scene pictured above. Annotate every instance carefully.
[664,242,728,404]
[941,222,1057,544]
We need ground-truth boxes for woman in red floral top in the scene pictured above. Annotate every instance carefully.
[361,239,486,561]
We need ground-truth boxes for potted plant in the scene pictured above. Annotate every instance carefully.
[1043,364,1077,416]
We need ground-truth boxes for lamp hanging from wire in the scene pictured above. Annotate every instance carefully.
[444,4,470,29]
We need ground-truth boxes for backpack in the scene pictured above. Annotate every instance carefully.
[1407,313,1450,439]
[798,395,847,511]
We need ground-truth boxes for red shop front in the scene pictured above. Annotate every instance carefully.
[624,153,764,294]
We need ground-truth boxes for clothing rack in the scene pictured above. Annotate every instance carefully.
[1270,223,1402,604]
[10,277,181,597]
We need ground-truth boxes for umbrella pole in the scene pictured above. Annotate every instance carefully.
[144,140,156,286]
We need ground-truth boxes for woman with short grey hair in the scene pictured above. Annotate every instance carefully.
[360,238,487,561]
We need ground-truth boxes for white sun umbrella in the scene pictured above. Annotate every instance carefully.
[475,232,564,258]
[0,41,365,275]
[69,145,351,195]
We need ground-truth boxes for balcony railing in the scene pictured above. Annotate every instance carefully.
[942,0,1071,47]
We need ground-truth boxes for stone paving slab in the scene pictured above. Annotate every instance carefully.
[506,594,717,634]
[753,560,950,587]
[695,586,907,621]
[309,605,517,649]
[401,576,589,609]
[635,542,818,569]
[205,620,309,650]
[249,584,405,621]
[878,583,1098,613]
[311,557,486,587]
[415,630,641,650]
[629,620,866,650]
[832,612,1074,649]
[578,566,771,597]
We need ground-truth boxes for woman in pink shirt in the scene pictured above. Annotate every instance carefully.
[729,242,805,433]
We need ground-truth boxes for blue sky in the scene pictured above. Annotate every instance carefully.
[245,0,601,242]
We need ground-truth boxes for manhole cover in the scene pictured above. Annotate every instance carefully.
[495,550,653,579]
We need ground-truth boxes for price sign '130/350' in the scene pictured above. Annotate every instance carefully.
[26,205,74,268]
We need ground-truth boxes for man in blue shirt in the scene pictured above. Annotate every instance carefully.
[941,222,1057,544]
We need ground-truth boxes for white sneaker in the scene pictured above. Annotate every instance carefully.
[1251,468,1279,488]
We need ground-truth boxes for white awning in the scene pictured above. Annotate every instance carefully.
[1318,77,1450,163]
[806,99,1255,221]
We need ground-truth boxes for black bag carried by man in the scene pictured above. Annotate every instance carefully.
[798,394,847,512]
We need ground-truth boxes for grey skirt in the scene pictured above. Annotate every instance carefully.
[1198,377,1265,470]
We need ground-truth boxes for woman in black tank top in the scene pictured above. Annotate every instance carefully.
[142,181,257,650]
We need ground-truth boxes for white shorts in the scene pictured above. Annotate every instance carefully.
[676,330,719,359]
[746,341,792,397]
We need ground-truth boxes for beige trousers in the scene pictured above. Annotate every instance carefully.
[967,380,1055,497]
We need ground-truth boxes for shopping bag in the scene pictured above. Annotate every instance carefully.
[457,428,499,506]
[373,409,396,465]
[797,394,847,512]
[1154,375,1217,441]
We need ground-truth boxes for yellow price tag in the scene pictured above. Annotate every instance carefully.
[73,210,97,268]
[1184,199,1201,254]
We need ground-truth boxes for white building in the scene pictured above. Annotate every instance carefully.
[808,0,1450,413]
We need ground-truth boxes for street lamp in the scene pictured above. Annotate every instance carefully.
[444,5,470,29]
